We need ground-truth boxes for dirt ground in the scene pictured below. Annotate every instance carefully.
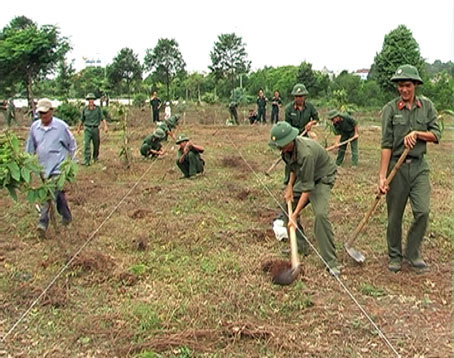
[0,105,452,357]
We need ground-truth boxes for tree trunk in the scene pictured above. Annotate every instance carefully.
[197,84,201,103]
[166,71,170,100]
[26,72,34,109]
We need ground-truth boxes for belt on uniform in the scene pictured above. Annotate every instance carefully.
[394,155,423,163]
[84,125,99,128]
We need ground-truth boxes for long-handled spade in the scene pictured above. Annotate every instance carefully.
[345,147,411,263]
[325,135,358,152]
[270,201,302,285]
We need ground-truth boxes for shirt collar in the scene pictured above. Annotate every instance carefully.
[36,118,57,130]
[293,101,306,111]
[397,97,422,110]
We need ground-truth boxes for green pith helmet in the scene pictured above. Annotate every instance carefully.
[167,117,176,128]
[158,122,169,132]
[390,64,423,84]
[153,128,166,140]
[86,93,96,100]
[327,109,341,120]
[176,134,189,144]
[291,83,309,96]
[268,122,298,148]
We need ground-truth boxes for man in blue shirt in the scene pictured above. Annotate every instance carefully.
[26,98,76,237]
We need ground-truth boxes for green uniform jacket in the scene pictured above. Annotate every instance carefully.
[333,113,357,136]
[285,101,319,133]
[257,96,267,109]
[150,97,161,111]
[282,137,337,193]
[271,97,282,108]
[381,96,441,157]
[140,135,162,156]
[81,106,103,127]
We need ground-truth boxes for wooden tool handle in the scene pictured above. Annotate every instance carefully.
[287,201,301,269]
[326,136,357,152]
[346,147,411,247]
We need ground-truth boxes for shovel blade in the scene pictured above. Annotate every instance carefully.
[346,246,366,263]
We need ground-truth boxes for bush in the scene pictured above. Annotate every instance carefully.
[201,92,219,104]
[54,101,83,126]
[133,93,147,108]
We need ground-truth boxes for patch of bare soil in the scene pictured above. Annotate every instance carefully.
[69,250,115,274]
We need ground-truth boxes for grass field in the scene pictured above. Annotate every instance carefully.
[0,105,452,357]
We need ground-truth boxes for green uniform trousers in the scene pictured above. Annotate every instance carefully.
[386,157,430,262]
[279,182,338,268]
[229,107,239,125]
[6,111,17,126]
[336,135,358,166]
[176,151,204,178]
[257,108,266,123]
[83,126,100,165]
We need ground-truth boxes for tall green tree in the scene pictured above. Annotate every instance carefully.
[209,33,251,92]
[55,58,75,99]
[297,61,316,94]
[73,66,107,98]
[107,48,142,98]
[370,25,425,93]
[144,38,186,99]
[0,16,70,106]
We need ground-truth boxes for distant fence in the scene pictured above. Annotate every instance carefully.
[11,98,132,108]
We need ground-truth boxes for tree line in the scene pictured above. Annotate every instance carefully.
[0,17,453,111]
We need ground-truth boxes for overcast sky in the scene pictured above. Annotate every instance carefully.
[1,0,453,74]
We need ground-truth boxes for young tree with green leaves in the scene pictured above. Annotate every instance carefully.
[0,16,70,107]
[209,33,251,93]
[370,25,425,93]
[144,38,186,100]
[107,48,142,99]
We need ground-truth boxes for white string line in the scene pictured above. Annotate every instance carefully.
[228,137,401,358]
[1,134,174,344]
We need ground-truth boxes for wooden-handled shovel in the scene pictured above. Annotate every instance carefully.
[325,135,358,152]
[271,201,302,285]
[345,147,411,263]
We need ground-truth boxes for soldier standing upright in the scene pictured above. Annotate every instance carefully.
[150,91,162,122]
[256,89,267,124]
[78,93,108,166]
[271,90,282,124]
[378,64,441,273]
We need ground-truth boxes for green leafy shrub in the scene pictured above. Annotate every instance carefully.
[54,101,83,126]
[133,93,148,108]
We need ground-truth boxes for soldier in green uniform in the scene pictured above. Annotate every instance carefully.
[158,116,177,141]
[228,101,239,125]
[378,64,441,273]
[150,91,162,122]
[6,98,17,126]
[176,134,205,179]
[78,93,108,166]
[140,128,166,158]
[269,121,339,276]
[327,110,359,166]
[256,89,267,124]
[285,83,319,134]
[282,84,319,184]
[271,90,282,124]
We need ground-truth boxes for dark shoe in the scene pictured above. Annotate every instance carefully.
[37,223,47,238]
[62,217,72,226]
[388,259,402,273]
[327,265,341,277]
[408,258,428,273]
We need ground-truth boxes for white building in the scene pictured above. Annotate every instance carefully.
[353,68,369,80]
